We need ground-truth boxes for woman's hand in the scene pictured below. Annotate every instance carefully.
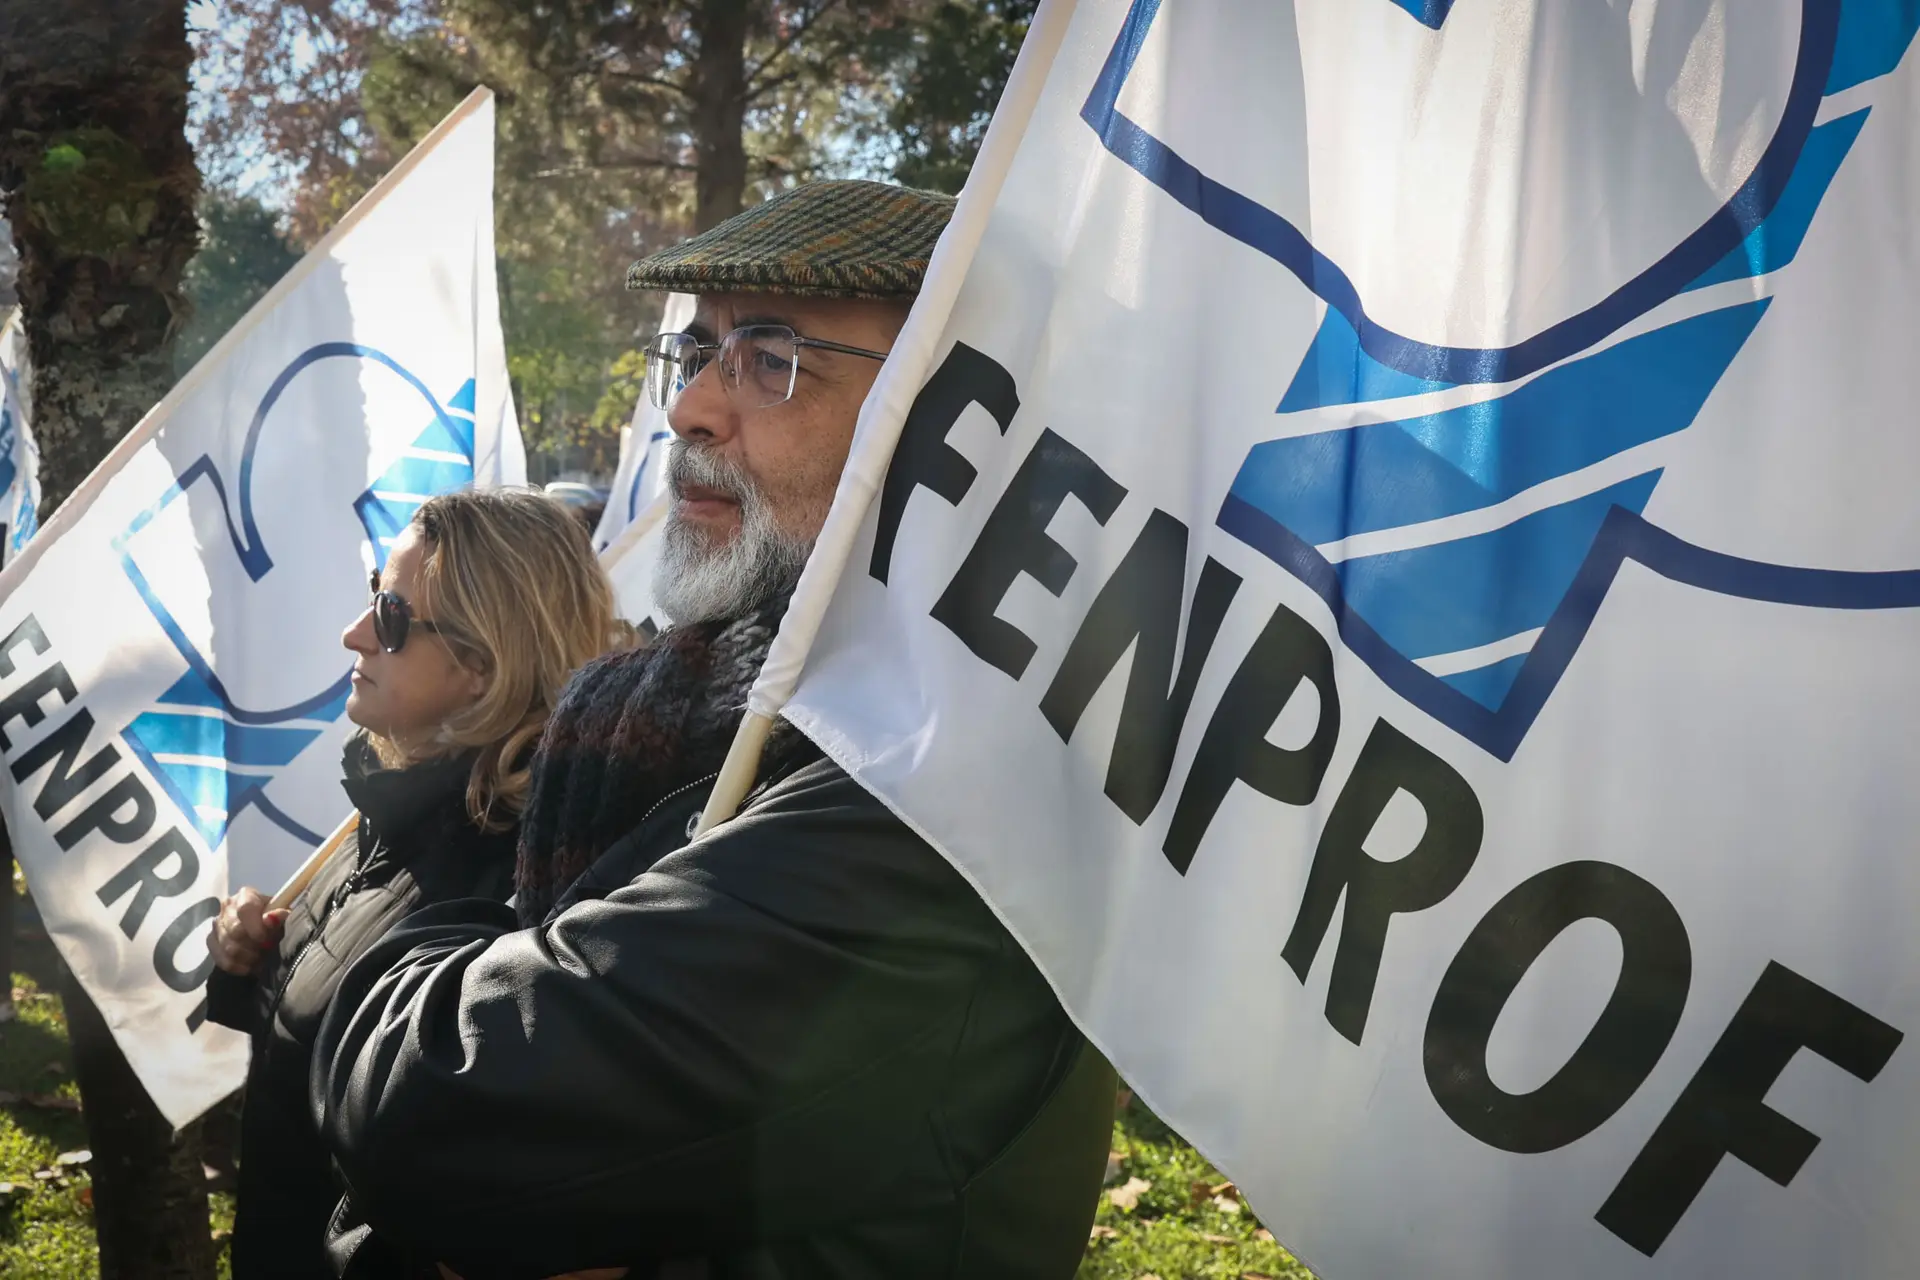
[206,888,288,977]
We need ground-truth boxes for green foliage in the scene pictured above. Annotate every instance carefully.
[21,129,166,255]
[864,0,1036,193]
[356,16,676,474]
[196,0,920,479]
[594,347,650,435]
[1080,1090,1317,1280]
[176,192,302,374]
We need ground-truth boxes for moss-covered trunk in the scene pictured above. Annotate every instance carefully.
[0,3,213,1278]
[0,0,202,514]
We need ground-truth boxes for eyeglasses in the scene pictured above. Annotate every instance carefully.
[368,569,444,654]
[644,324,888,411]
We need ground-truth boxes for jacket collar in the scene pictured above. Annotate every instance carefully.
[339,734,477,847]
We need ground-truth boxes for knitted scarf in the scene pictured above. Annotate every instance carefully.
[513,592,807,926]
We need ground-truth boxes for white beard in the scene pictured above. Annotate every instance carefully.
[652,444,813,625]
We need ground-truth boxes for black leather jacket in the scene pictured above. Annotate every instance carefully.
[311,750,1114,1279]
[207,740,518,1280]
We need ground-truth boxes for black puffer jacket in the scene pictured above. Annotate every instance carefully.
[207,738,518,1280]
[312,750,1116,1280]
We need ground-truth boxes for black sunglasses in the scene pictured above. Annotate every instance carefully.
[368,569,444,654]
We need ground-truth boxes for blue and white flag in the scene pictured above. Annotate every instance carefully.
[593,291,693,556]
[0,89,520,1124]
[595,293,690,633]
[0,310,39,564]
[762,3,1920,1276]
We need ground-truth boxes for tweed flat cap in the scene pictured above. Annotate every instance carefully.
[626,180,956,300]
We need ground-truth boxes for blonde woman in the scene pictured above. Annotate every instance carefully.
[203,489,623,1280]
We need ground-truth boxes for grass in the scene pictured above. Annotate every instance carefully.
[1078,1089,1316,1280]
[0,872,1309,1279]
[0,876,236,1280]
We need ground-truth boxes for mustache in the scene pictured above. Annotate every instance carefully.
[667,439,757,504]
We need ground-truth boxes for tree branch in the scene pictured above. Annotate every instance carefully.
[531,157,699,179]
[743,68,807,104]
[744,0,842,96]
[602,68,692,99]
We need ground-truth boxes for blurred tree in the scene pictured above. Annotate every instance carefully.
[0,2,216,1278]
[415,0,898,232]
[195,0,911,474]
[175,191,302,373]
[863,0,1036,193]
[192,0,432,243]
[359,0,903,461]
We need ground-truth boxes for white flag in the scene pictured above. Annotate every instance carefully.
[0,310,38,564]
[593,292,693,555]
[600,495,670,637]
[774,4,1920,1277]
[0,89,520,1125]
[595,293,691,634]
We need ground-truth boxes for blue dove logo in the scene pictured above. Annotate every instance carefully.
[1083,0,1920,759]
[111,344,479,851]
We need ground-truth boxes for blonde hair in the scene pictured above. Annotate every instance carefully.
[395,488,629,827]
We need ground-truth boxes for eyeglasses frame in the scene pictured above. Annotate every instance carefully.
[644,324,889,411]
[368,568,445,654]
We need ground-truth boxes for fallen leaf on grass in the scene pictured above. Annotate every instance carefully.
[1108,1176,1152,1212]
[1200,1232,1233,1244]
[1103,1151,1124,1185]
[76,1186,91,1207]
[1254,1228,1275,1243]
[1089,1224,1118,1240]
[1212,1194,1243,1216]
[31,1170,57,1182]
[54,1150,90,1167]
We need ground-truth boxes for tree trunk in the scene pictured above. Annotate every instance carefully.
[64,976,214,1280]
[0,0,202,513]
[0,4,213,1277]
[690,0,752,232]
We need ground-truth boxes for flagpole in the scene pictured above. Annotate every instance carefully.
[269,813,359,909]
[599,491,669,570]
[0,86,497,602]
[692,0,1079,837]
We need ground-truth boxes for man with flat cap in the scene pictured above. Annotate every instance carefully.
[312,180,1115,1279]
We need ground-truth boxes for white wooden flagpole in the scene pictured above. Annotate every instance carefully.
[270,813,359,910]
[691,0,1080,837]
[598,491,669,570]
